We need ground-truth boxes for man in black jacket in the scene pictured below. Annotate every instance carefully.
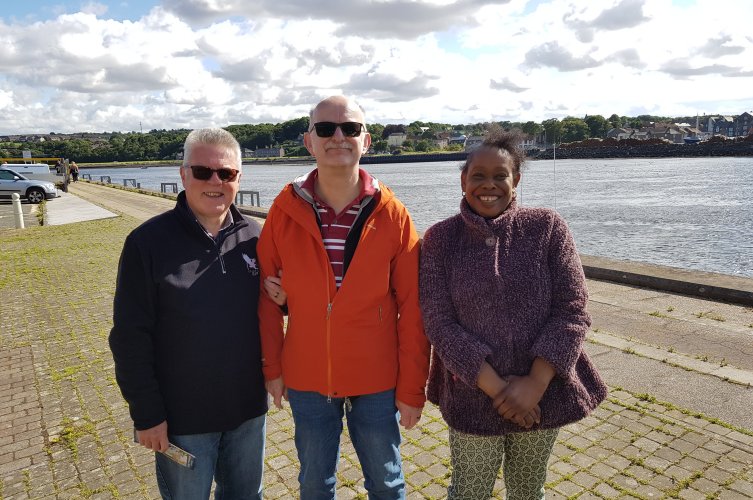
[109,128,269,499]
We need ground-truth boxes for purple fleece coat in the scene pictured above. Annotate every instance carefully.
[419,199,608,436]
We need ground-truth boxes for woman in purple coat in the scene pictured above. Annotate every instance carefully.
[419,129,607,499]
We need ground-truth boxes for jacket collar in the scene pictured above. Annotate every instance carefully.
[460,198,518,235]
[174,191,247,239]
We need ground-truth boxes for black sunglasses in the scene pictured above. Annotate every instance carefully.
[310,121,365,138]
[187,165,239,182]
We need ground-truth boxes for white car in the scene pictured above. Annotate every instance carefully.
[0,167,59,203]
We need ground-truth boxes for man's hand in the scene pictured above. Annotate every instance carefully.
[266,377,287,409]
[396,399,422,430]
[136,421,169,452]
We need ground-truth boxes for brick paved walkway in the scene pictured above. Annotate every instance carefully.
[1,187,752,499]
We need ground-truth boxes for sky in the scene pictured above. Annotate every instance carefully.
[1,0,752,135]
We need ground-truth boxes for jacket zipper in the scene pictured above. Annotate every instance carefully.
[217,241,227,274]
[326,269,333,402]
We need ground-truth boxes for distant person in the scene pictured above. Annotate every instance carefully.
[69,161,79,182]
[109,128,283,499]
[257,95,430,499]
[419,129,608,499]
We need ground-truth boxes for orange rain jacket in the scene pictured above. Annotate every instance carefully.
[257,173,430,408]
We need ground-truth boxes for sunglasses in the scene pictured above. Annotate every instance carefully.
[187,165,239,182]
[310,121,365,138]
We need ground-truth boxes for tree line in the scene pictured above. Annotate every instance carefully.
[0,113,675,163]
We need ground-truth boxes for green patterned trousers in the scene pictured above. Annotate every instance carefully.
[447,427,559,499]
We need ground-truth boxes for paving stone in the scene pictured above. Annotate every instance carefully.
[728,479,753,496]
[572,471,600,489]
[593,481,621,499]
[678,487,709,500]
[553,480,584,497]
[690,476,723,495]
[702,466,735,484]
[634,483,664,498]
[717,489,753,500]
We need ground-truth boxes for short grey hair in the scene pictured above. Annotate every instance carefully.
[183,128,242,170]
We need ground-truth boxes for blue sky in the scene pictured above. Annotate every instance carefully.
[0,0,751,134]
[1,0,155,22]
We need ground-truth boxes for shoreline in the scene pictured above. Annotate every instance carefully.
[78,141,753,169]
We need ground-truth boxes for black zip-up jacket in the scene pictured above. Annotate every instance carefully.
[109,192,267,435]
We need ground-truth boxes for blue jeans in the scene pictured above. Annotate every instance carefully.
[155,414,266,499]
[287,388,405,500]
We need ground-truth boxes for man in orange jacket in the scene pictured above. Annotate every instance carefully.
[257,95,430,499]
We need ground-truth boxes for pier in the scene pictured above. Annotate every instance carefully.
[0,182,751,498]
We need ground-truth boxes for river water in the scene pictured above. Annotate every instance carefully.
[85,157,753,278]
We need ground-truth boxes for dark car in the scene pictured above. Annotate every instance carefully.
[0,167,59,203]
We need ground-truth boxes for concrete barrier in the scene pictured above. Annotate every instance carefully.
[580,254,753,306]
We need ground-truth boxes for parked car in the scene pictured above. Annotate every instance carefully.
[0,167,58,203]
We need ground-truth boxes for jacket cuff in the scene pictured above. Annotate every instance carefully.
[395,391,426,409]
[262,364,282,381]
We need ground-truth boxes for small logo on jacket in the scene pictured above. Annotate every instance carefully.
[242,253,259,275]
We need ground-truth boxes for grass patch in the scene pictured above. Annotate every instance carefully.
[649,310,669,318]
[635,393,657,403]
[50,417,97,459]
[694,311,725,322]
[36,200,46,225]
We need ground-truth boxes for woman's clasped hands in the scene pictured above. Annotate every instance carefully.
[491,375,545,429]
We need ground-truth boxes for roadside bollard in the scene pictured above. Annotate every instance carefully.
[11,193,25,229]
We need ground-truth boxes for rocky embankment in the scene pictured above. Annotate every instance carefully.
[530,136,753,160]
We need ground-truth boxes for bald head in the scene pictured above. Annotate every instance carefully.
[310,96,366,128]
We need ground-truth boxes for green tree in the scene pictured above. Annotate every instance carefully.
[372,139,389,153]
[368,123,385,140]
[276,117,309,142]
[584,115,608,138]
[415,140,431,152]
[541,118,562,145]
[521,121,543,137]
[560,117,590,142]
[608,114,623,129]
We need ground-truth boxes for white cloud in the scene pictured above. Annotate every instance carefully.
[0,0,752,134]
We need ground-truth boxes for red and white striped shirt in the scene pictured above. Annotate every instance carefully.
[300,169,377,288]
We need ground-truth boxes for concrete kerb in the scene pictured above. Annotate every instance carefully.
[588,330,753,387]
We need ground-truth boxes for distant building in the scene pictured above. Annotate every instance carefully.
[253,147,285,158]
[708,116,735,137]
[448,134,466,146]
[734,112,753,137]
[387,133,407,147]
[432,138,449,149]
[464,136,484,151]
